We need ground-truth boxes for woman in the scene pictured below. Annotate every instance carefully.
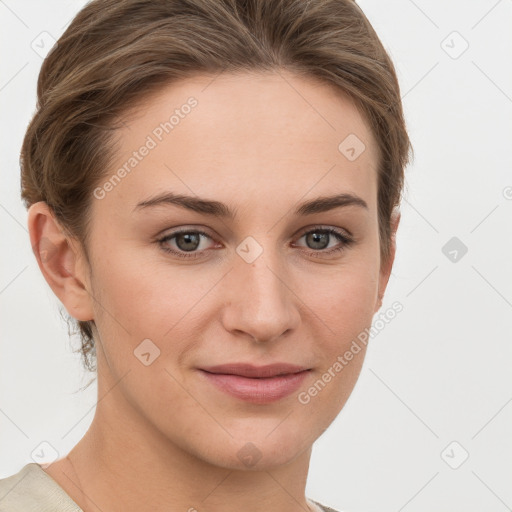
[0,0,412,510]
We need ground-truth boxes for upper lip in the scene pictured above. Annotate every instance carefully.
[199,363,310,378]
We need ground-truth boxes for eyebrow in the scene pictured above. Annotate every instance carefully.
[133,191,368,218]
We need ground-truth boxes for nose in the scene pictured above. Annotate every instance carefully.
[220,249,301,344]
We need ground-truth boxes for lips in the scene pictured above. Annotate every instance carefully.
[200,362,309,378]
[198,363,311,404]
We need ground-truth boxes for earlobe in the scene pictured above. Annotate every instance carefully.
[27,201,94,322]
[375,208,401,312]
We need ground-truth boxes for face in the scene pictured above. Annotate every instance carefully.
[48,71,396,470]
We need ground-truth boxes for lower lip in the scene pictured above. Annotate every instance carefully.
[199,369,310,404]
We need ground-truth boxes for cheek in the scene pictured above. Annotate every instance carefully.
[296,271,376,424]
[303,258,379,336]
[296,254,379,399]
[89,250,215,360]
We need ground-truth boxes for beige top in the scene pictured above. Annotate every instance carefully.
[0,463,340,512]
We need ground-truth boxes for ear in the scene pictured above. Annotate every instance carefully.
[375,208,400,312]
[27,201,94,322]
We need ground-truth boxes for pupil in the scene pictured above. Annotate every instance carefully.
[308,232,328,250]
[177,233,200,251]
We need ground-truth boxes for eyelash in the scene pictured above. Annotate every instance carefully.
[156,226,354,260]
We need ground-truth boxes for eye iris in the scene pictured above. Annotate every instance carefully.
[176,232,200,252]
[307,231,329,250]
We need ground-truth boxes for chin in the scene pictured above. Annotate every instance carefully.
[194,428,312,471]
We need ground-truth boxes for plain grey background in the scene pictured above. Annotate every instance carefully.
[1,1,511,511]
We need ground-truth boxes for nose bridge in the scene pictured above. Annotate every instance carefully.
[223,239,299,342]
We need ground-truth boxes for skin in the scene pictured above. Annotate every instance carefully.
[28,70,399,512]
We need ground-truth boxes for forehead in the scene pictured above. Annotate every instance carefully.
[96,70,379,215]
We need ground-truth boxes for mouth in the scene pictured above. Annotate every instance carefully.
[200,362,310,378]
[198,363,312,404]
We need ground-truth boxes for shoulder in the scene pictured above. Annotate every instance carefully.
[0,463,82,512]
[1,466,340,512]
[309,498,344,512]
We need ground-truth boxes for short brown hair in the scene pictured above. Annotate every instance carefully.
[20,0,413,373]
